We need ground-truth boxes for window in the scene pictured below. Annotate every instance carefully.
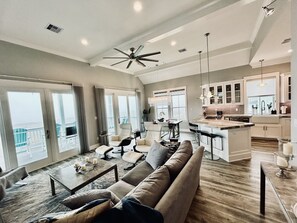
[153,87,187,121]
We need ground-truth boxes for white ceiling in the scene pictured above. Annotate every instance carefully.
[0,0,291,84]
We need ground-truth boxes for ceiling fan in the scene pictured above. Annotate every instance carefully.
[103,45,161,69]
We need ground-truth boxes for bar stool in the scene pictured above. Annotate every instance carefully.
[189,122,200,145]
[199,130,223,160]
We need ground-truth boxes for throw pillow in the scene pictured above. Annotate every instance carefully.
[94,197,164,223]
[55,199,113,223]
[145,140,168,169]
[29,199,112,223]
[164,140,193,180]
[62,189,120,210]
[129,165,171,207]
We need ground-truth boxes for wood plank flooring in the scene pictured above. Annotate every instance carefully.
[185,139,287,223]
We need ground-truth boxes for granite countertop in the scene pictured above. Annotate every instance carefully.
[223,114,252,117]
[191,119,254,130]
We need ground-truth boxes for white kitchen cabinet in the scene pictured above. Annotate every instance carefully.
[281,118,291,139]
[251,124,281,138]
[280,74,291,102]
[224,80,243,105]
[201,80,242,106]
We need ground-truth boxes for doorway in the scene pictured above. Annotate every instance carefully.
[0,80,80,172]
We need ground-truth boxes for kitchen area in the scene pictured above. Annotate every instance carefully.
[191,71,291,162]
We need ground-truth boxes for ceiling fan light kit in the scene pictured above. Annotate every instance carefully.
[103,45,160,69]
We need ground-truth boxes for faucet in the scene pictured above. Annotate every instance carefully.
[261,100,265,115]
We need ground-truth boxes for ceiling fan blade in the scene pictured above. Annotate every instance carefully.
[114,48,130,57]
[138,58,159,62]
[134,45,144,56]
[111,59,129,66]
[138,51,161,58]
[126,60,133,69]
[136,59,146,67]
[103,56,129,59]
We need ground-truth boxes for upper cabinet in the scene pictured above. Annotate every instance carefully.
[225,80,243,105]
[280,73,291,102]
[202,79,243,106]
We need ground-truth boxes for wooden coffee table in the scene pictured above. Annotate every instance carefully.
[49,159,118,195]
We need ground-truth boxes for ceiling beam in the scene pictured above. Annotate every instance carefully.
[88,0,241,67]
[249,0,288,63]
[135,41,252,76]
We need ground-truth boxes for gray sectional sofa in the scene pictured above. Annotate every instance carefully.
[42,140,204,223]
[107,140,204,223]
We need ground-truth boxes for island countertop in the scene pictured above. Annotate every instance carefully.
[190,119,255,130]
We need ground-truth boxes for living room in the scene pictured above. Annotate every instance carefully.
[0,0,296,222]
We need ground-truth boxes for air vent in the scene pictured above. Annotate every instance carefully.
[178,48,187,53]
[281,38,291,44]
[45,24,63,34]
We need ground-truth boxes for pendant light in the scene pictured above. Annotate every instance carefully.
[205,33,213,98]
[259,59,265,87]
[199,50,204,100]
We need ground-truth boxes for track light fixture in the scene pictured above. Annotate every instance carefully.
[262,0,277,17]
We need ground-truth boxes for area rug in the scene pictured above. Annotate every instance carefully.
[0,152,137,223]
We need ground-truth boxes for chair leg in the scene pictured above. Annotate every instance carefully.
[124,164,136,170]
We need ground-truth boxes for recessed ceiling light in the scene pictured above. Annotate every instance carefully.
[288,49,293,53]
[171,40,177,46]
[81,38,89,46]
[133,1,142,12]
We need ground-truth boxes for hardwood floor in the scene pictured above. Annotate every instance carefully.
[185,139,287,223]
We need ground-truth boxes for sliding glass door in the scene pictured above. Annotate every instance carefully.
[0,80,80,172]
[105,90,140,134]
[7,91,51,168]
[52,92,80,158]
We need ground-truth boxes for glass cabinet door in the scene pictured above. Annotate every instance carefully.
[225,84,232,104]
[209,86,215,105]
[234,83,241,103]
[217,85,223,104]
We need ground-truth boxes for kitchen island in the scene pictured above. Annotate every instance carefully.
[190,119,254,162]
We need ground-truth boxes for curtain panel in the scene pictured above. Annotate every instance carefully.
[94,87,109,146]
[73,85,89,154]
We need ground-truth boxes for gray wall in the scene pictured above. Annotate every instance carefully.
[0,41,144,147]
[144,63,291,121]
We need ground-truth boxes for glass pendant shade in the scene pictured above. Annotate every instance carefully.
[206,91,213,98]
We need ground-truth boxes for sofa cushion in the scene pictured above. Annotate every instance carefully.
[121,161,154,186]
[164,140,193,180]
[107,180,135,199]
[62,189,120,209]
[155,146,204,223]
[128,165,171,207]
[145,140,168,169]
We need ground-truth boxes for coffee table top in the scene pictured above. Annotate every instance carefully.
[49,159,116,192]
